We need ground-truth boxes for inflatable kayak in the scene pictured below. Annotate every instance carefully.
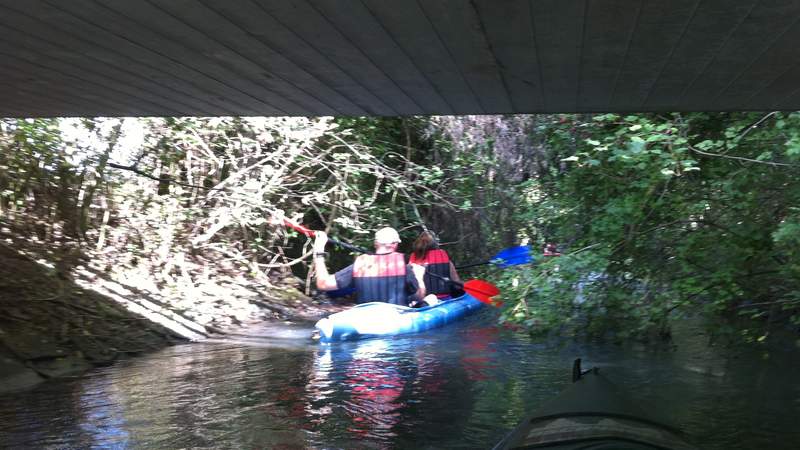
[493,359,697,450]
[314,293,484,342]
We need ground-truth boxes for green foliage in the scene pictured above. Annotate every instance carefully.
[492,112,800,342]
[3,111,799,344]
[1,116,457,295]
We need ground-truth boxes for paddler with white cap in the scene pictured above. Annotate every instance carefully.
[313,227,426,306]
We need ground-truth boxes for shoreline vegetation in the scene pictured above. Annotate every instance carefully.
[1,113,799,392]
[0,227,346,394]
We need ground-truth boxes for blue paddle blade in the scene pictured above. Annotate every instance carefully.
[456,245,536,270]
[491,245,534,267]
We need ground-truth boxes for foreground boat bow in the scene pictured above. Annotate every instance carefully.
[493,359,697,450]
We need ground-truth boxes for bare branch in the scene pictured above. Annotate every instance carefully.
[107,162,227,190]
[687,143,799,168]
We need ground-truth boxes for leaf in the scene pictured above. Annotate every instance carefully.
[627,138,645,154]
[756,151,773,161]
[561,155,580,162]
[660,168,675,176]
[695,140,716,150]
[586,139,601,146]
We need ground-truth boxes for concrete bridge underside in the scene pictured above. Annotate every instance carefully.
[1,0,799,117]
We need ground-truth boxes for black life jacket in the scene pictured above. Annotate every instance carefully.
[352,252,408,305]
[409,249,451,297]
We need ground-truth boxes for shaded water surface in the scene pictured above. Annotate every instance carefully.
[1,312,799,449]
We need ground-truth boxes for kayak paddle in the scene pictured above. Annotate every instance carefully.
[424,271,501,306]
[456,245,534,270]
[460,279,502,306]
[280,216,372,254]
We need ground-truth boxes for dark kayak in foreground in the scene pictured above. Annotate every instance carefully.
[314,293,484,342]
[493,359,697,450]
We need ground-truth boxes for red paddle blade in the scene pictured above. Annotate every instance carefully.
[463,279,501,305]
[282,218,315,237]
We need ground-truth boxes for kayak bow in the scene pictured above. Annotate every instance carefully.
[493,359,697,450]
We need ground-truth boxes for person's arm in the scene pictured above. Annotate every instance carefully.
[313,231,338,291]
[410,263,426,299]
[449,262,462,284]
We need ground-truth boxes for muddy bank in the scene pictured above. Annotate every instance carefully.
[0,244,348,394]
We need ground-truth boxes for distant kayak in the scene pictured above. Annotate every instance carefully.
[314,294,484,342]
[493,359,697,450]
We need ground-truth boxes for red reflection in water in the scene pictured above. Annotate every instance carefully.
[308,341,458,446]
[344,358,404,439]
[274,385,309,423]
[461,327,499,381]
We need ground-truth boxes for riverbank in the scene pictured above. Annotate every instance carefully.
[0,240,347,394]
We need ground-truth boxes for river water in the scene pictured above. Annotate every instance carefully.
[1,310,799,449]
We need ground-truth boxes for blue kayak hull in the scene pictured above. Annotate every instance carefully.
[315,294,485,342]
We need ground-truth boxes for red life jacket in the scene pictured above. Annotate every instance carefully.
[352,252,408,305]
[409,249,452,297]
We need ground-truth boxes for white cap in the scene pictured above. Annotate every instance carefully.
[374,227,401,244]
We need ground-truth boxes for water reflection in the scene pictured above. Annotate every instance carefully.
[460,326,500,382]
[77,377,129,448]
[336,341,405,444]
[0,313,799,449]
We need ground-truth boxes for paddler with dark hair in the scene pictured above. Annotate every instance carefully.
[408,230,463,307]
[313,227,426,306]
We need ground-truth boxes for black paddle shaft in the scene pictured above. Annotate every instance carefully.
[424,270,464,288]
[456,260,491,270]
[327,237,372,255]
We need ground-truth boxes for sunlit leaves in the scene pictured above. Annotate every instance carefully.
[487,111,800,342]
